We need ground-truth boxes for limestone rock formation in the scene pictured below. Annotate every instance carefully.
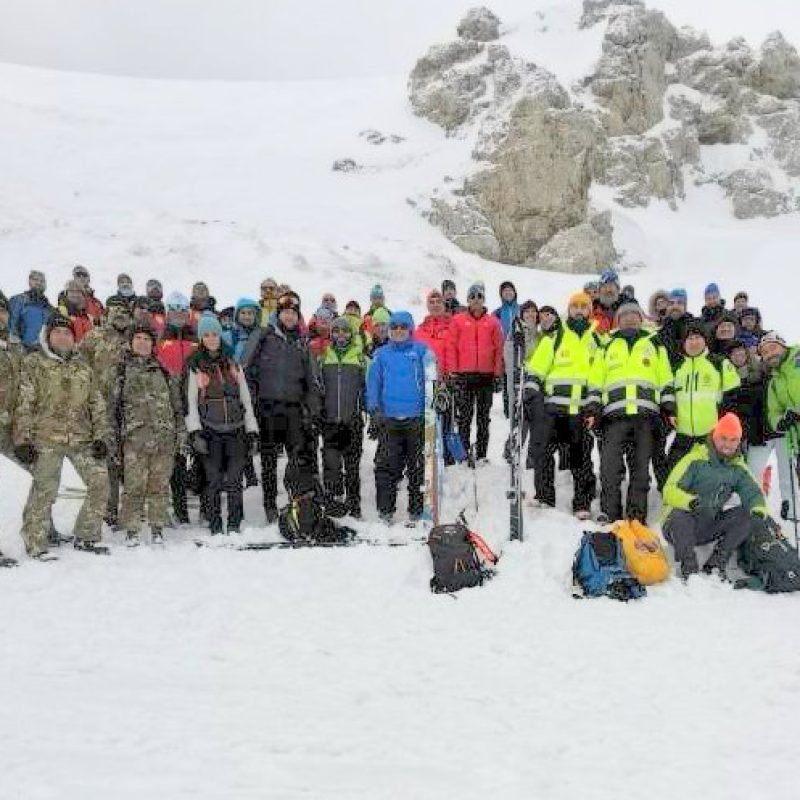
[745,32,800,99]
[719,168,795,219]
[534,212,618,273]
[457,7,501,42]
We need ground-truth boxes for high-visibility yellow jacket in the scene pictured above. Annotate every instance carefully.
[673,351,740,437]
[587,329,674,418]
[524,320,602,416]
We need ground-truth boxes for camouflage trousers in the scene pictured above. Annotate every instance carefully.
[120,435,175,532]
[21,444,109,556]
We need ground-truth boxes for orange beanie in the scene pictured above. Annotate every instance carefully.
[568,291,592,308]
[712,412,742,442]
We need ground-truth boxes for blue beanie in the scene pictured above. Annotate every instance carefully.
[705,283,720,297]
[669,288,688,304]
[599,268,619,287]
[165,291,190,312]
[388,310,415,334]
[370,284,384,300]
[197,311,222,340]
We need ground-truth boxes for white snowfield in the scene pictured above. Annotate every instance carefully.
[2,1,800,798]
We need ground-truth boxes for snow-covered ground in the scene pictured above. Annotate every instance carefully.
[2,2,800,797]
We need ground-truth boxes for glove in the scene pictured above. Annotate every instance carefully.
[191,431,209,456]
[750,508,768,519]
[522,386,538,404]
[91,440,108,460]
[493,376,503,393]
[688,497,700,512]
[14,443,38,465]
[776,410,800,432]
[248,432,260,456]
[512,328,526,348]
[367,411,385,440]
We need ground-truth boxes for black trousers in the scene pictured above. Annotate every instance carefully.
[454,374,494,460]
[322,420,363,503]
[203,430,247,525]
[663,507,757,566]
[651,416,671,492]
[375,418,424,516]
[535,412,596,512]
[258,401,317,511]
[600,416,654,523]
[170,454,189,521]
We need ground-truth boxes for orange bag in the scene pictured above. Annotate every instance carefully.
[612,520,670,585]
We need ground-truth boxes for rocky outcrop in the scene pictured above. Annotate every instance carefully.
[408,1,800,269]
[595,134,685,208]
[719,168,796,219]
[457,7,501,42]
[534,212,618,273]
[590,5,677,135]
[745,32,800,99]
[470,93,603,263]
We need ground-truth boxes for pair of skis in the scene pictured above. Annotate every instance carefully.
[508,318,526,541]
[422,349,445,527]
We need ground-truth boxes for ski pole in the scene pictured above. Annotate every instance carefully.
[788,427,800,552]
[469,444,479,513]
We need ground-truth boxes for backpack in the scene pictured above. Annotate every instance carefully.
[572,531,646,601]
[736,524,800,593]
[278,490,353,545]
[428,520,498,594]
[612,519,671,586]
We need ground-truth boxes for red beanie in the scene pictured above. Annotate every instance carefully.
[712,413,742,443]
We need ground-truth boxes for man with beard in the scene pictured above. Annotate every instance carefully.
[590,269,623,334]
[524,292,601,519]
[80,296,134,528]
[244,293,318,524]
[9,270,53,350]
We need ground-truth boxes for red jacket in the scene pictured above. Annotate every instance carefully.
[415,314,451,376]
[445,309,504,376]
[68,312,93,343]
[85,292,104,325]
[157,328,197,378]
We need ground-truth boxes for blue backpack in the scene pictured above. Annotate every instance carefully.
[572,531,646,602]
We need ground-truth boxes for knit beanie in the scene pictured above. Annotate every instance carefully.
[757,331,787,354]
[705,283,720,297]
[712,412,742,443]
[668,288,688,305]
[599,269,620,287]
[197,312,222,340]
[369,284,385,301]
[568,291,592,309]
[614,301,643,326]
[683,320,708,343]
[467,282,485,299]
[371,306,391,326]
[331,316,351,334]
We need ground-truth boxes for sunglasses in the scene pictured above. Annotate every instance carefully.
[468,292,484,300]
[389,324,409,331]
[74,271,89,279]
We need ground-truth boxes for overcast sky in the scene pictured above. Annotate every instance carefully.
[1,0,799,81]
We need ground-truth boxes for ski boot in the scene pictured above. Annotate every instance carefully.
[124,530,141,548]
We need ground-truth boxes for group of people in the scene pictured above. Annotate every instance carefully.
[1,265,799,580]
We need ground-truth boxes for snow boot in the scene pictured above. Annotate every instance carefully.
[125,530,140,548]
[73,539,110,555]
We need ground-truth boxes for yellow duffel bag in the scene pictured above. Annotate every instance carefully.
[612,520,671,585]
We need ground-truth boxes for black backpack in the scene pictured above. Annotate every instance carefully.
[278,490,353,545]
[736,524,800,593]
[428,520,498,594]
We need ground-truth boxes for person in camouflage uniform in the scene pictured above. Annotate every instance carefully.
[0,292,22,455]
[13,314,110,557]
[112,324,185,545]
[80,296,132,528]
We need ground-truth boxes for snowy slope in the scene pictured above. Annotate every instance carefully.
[2,3,800,798]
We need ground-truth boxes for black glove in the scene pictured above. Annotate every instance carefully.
[91,440,108,460]
[248,432,260,456]
[689,497,700,512]
[14,443,38,465]
[776,410,800,432]
[191,431,209,456]
[512,328,526,348]
[493,376,503,393]
[367,411,385,440]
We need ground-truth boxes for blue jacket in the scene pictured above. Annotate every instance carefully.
[366,312,429,419]
[493,299,520,338]
[231,297,261,363]
[9,290,52,347]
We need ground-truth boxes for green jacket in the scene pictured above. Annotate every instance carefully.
[766,345,800,435]
[662,440,767,525]
[673,351,740,436]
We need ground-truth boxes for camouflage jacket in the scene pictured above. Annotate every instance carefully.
[112,353,184,447]
[0,333,23,430]
[13,334,108,448]
[79,325,130,400]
